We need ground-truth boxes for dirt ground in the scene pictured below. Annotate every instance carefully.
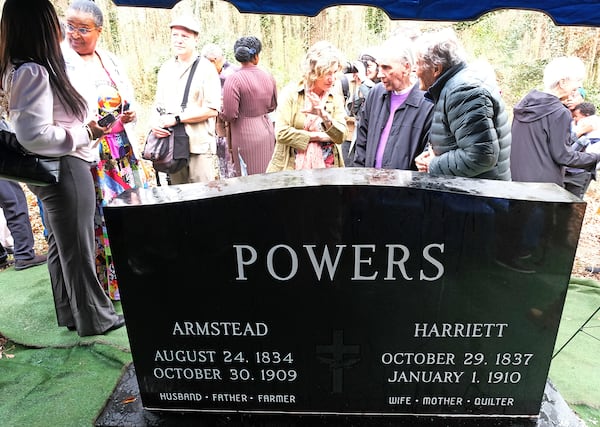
[7,179,600,279]
[570,179,600,277]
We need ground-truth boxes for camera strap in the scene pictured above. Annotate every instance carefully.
[181,56,200,112]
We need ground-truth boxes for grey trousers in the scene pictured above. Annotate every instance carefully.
[31,156,119,336]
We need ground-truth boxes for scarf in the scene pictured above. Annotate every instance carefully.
[295,90,335,170]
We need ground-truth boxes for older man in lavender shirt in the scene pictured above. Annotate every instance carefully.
[352,37,433,170]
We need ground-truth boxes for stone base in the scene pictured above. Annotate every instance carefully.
[94,364,585,427]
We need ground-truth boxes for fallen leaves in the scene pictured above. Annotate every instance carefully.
[22,184,48,255]
[122,396,137,404]
[0,333,15,360]
[574,180,600,277]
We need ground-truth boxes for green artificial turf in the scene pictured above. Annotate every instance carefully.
[548,277,600,424]
[0,265,598,426]
[0,344,131,427]
[0,264,129,350]
[0,264,131,427]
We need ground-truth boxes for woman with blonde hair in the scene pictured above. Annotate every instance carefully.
[267,41,347,171]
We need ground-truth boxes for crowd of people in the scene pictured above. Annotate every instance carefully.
[1,0,600,335]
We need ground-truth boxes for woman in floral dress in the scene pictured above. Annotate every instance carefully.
[66,0,148,299]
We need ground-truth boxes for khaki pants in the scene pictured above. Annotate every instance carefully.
[170,153,220,184]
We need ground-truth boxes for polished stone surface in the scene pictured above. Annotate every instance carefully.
[110,168,582,207]
[104,168,586,420]
[95,364,585,426]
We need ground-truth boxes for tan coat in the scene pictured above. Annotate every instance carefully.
[267,82,347,172]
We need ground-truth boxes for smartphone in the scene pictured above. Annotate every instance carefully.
[98,113,116,127]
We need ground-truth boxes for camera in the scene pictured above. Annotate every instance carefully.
[342,61,359,74]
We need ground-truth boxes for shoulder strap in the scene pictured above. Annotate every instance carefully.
[358,83,369,98]
[181,56,200,111]
[340,75,349,101]
[96,52,119,91]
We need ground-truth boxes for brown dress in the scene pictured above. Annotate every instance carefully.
[221,64,277,175]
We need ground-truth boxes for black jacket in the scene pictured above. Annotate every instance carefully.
[353,83,433,170]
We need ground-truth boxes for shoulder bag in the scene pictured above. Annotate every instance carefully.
[0,63,60,186]
[0,128,60,186]
[143,57,199,174]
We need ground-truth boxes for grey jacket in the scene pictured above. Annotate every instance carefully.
[353,83,433,170]
[511,89,600,186]
[425,62,511,180]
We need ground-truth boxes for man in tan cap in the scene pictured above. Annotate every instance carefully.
[150,15,222,184]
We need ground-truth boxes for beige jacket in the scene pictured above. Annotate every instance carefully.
[267,81,346,172]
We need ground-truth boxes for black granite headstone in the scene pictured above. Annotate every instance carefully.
[103,168,585,424]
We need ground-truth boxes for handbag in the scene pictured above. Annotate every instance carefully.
[143,56,199,175]
[0,127,60,186]
[142,123,189,174]
[0,63,60,186]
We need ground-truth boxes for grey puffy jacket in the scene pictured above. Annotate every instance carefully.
[425,62,511,180]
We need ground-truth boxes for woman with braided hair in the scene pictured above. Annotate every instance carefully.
[220,36,278,175]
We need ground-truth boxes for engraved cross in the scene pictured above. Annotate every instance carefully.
[316,330,360,393]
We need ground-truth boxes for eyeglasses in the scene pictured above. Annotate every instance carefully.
[66,23,96,35]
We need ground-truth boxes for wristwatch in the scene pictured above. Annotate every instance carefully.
[174,115,181,125]
[321,112,332,131]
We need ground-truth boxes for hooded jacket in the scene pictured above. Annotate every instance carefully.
[511,89,600,186]
[425,62,511,180]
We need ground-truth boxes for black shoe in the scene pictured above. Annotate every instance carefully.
[0,257,13,269]
[14,254,47,271]
[103,315,125,334]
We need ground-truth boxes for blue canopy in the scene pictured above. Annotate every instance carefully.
[112,0,600,26]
